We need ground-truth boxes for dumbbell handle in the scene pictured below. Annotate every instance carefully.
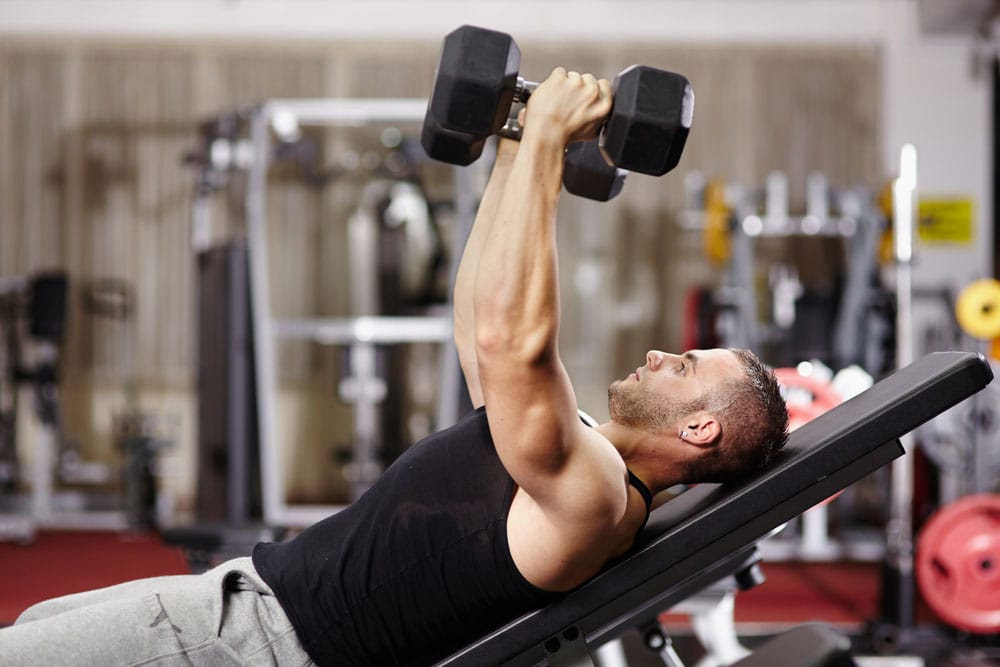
[494,75,535,141]
[512,76,538,105]
[497,115,524,142]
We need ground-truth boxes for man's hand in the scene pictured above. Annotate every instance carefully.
[521,68,613,149]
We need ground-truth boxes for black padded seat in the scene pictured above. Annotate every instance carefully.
[436,351,993,666]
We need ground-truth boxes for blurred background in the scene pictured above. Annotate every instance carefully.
[0,1,996,664]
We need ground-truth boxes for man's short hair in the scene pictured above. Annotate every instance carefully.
[691,349,789,483]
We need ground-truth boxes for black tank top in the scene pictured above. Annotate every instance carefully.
[252,407,652,666]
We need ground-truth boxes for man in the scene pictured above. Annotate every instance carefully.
[1,69,787,666]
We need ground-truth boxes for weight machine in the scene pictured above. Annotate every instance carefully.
[0,273,139,543]
[184,98,477,535]
[684,170,892,373]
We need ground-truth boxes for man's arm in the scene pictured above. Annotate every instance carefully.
[473,70,622,519]
[453,138,520,409]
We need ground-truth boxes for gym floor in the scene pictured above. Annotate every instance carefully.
[2,530,996,666]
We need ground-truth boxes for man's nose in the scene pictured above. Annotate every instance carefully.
[646,350,667,369]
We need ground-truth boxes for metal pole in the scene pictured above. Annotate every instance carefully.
[245,108,283,527]
[345,181,388,500]
[887,143,918,631]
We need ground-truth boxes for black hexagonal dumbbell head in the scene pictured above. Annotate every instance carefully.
[562,141,627,202]
[426,25,521,138]
[421,112,488,166]
[603,65,694,177]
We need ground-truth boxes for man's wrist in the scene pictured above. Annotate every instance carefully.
[495,138,519,163]
[519,125,568,156]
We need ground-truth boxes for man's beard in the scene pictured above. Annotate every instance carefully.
[608,380,703,433]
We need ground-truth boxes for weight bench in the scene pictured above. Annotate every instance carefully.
[436,351,994,666]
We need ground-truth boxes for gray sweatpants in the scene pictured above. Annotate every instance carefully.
[0,556,315,666]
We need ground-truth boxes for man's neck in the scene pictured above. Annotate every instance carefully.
[593,421,685,495]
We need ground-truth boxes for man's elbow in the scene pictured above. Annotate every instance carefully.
[474,324,555,370]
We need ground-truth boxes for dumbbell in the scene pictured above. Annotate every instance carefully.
[420,26,626,201]
[423,25,694,176]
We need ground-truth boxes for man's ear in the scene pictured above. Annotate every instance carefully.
[679,411,721,448]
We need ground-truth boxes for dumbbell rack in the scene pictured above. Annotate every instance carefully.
[242,99,474,527]
[702,171,887,370]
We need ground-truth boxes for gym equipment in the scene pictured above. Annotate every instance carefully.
[774,366,842,431]
[562,141,626,202]
[425,25,692,176]
[686,171,891,563]
[0,273,131,543]
[917,356,1000,504]
[165,242,266,569]
[702,178,731,264]
[729,624,855,667]
[881,144,920,641]
[83,278,173,531]
[188,98,472,529]
[685,169,892,374]
[421,25,692,200]
[435,351,991,665]
[774,365,846,559]
[955,278,1000,340]
[195,243,259,526]
[916,494,1000,635]
[172,102,464,563]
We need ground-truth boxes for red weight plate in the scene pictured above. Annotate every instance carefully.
[916,494,1000,634]
[775,368,844,507]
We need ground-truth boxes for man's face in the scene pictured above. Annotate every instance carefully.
[608,348,742,432]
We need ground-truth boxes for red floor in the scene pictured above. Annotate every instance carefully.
[0,531,190,624]
[0,530,898,630]
[735,560,883,625]
[6,533,983,667]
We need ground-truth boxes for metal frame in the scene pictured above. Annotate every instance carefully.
[885,143,919,629]
[0,277,129,541]
[244,98,467,527]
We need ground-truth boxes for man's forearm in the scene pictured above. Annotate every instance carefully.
[472,70,610,371]
[453,139,519,407]
[473,129,566,365]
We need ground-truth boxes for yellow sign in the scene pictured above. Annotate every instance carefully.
[918,197,974,244]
